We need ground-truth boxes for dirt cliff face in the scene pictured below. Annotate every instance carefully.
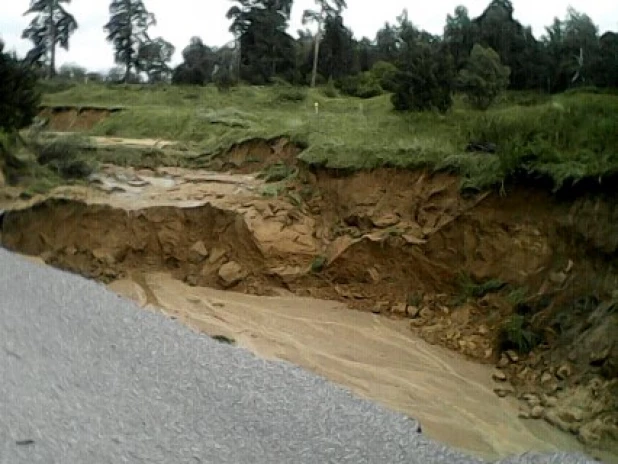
[1,157,616,453]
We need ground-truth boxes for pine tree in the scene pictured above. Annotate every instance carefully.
[104,0,156,83]
[22,0,78,78]
[0,40,41,173]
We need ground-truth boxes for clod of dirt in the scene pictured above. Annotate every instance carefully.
[530,405,545,419]
[218,261,247,288]
[372,213,400,228]
[493,370,507,382]
[209,246,228,265]
[494,386,515,397]
[556,363,573,380]
[211,335,236,345]
[391,302,408,316]
[188,241,210,263]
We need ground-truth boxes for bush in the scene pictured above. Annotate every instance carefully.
[0,40,41,133]
[172,64,207,86]
[391,43,455,113]
[305,72,326,87]
[463,95,618,189]
[338,72,382,99]
[458,44,510,110]
[213,66,236,92]
[499,314,541,354]
[36,77,76,94]
[32,134,94,179]
[370,61,398,92]
[272,79,307,102]
[322,77,339,98]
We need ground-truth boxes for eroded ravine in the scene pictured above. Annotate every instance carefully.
[1,162,616,462]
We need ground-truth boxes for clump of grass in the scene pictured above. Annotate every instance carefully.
[322,78,339,98]
[286,191,302,207]
[311,255,327,273]
[30,134,95,179]
[272,79,308,103]
[462,94,618,191]
[19,176,61,198]
[499,314,541,354]
[506,286,529,306]
[197,107,256,129]
[258,162,297,182]
[260,183,287,197]
[407,292,423,307]
[455,273,506,304]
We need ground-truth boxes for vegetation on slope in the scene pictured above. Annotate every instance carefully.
[41,83,618,193]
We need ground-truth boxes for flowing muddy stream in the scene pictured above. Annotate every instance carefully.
[104,271,597,461]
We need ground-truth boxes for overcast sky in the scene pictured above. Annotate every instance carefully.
[1,0,616,73]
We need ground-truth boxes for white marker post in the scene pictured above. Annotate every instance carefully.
[314,101,320,133]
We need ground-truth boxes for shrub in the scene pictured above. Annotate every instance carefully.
[338,72,382,99]
[32,134,94,179]
[311,255,327,273]
[458,44,510,110]
[213,66,236,92]
[36,77,75,94]
[272,79,307,102]
[391,43,455,113]
[370,61,398,92]
[499,314,541,354]
[172,64,207,86]
[462,95,618,190]
[0,40,41,133]
[322,77,339,98]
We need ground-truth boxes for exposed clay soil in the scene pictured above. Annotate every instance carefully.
[207,137,304,173]
[38,106,122,131]
[1,136,617,459]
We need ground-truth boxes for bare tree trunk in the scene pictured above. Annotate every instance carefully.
[125,1,132,83]
[235,35,241,83]
[48,0,56,79]
[310,19,322,88]
[125,59,131,83]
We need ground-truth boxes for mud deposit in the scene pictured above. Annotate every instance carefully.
[1,162,617,461]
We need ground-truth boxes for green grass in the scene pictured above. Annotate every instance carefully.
[311,255,327,273]
[499,314,542,354]
[40,83,618,193]
[453,273,507,305]
[258,162,298,182]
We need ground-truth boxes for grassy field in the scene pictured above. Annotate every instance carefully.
[40,83,618,193]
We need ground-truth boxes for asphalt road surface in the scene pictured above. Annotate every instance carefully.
[0,249,599,464]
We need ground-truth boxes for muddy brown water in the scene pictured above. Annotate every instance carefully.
[112,272,606,461]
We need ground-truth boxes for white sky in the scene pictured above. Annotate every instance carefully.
[1,0,616,73]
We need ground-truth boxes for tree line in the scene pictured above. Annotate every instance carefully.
[11,0,618,112]
[18,0,617,91]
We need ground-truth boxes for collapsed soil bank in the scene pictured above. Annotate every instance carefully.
[1,166,617,455]
[38,105,123,131]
